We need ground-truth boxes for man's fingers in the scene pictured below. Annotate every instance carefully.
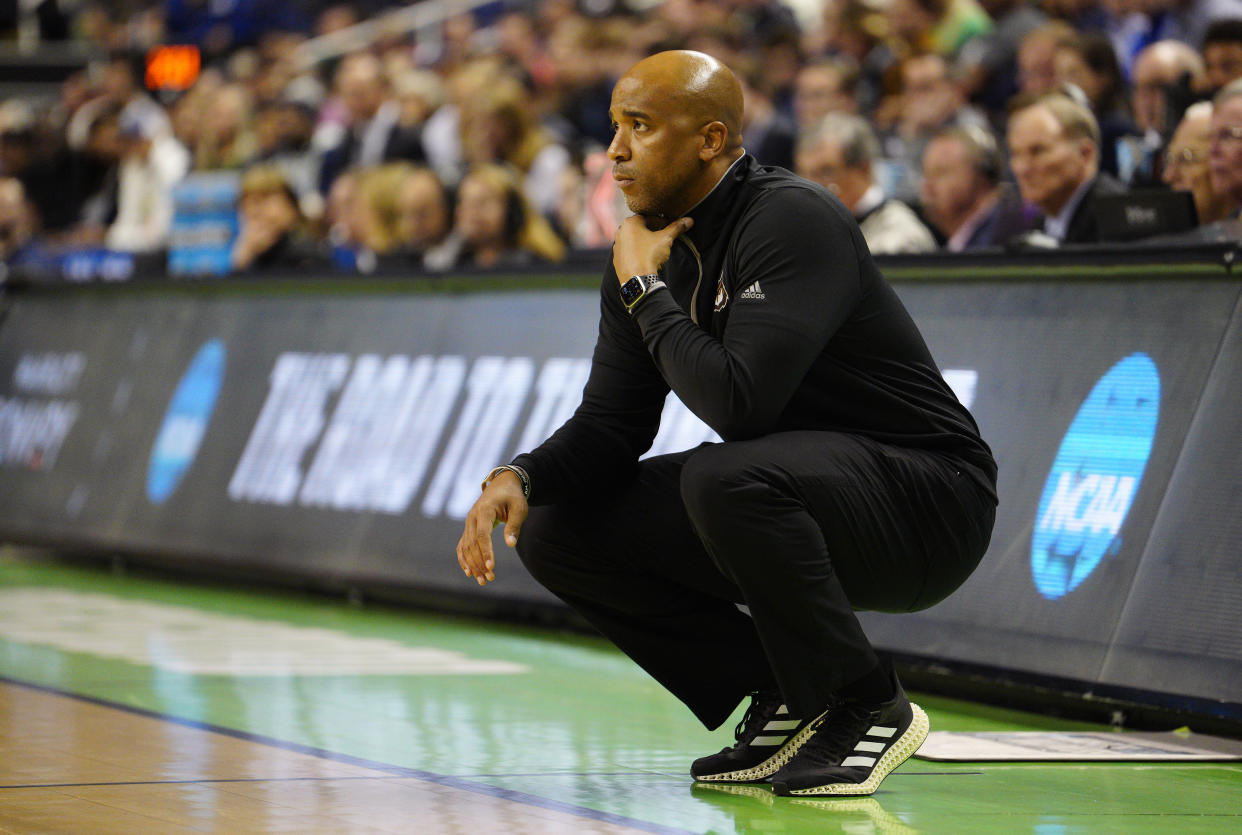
[457,484,526,588]
[457,513,489,577]
[503,503,527,548]
[461,509,497,584]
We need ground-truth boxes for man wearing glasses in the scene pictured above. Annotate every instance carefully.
[1163,102,1236,225]
[1208,78,1242,218]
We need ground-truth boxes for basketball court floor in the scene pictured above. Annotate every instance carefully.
[2,548,1239,833]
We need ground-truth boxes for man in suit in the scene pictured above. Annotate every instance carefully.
[318,53,425,194]
[920,124,1037,249]
[1007,92,1126,244]
[796,112,938,254]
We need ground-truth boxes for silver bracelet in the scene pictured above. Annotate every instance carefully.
[481,464,531,499]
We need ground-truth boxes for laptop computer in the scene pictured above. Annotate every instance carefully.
[1094,189,1198,242]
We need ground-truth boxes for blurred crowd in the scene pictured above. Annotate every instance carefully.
[2,0,1242,276]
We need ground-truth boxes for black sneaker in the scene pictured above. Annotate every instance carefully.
[690,689,822,783]
[770,678,928,796]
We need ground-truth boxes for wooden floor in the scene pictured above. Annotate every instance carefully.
[0,681,655,834]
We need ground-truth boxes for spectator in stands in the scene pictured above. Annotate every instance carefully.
[920,124,1037,248]
[168,69,223,163]
[1138,0,1242,61]
[1122,40,1204,184]
[1131,41,1204,138]
[106,110,191,253]
[883,53,990,195]
[395,165,459,271]
[322,169,364,269]
[194,83,258,171]
[886,0,993,59]
[458,74,572,220]
[1164,102,1236,223]
[1202,19,1242,95]
[253,98,319,213]
[1208,78,1242,217]
[733,0,803,49]
[792,58,860,131]
[230,165,320,272]
[753,29,803,113]
[0,99,84,235]
[1007,92,1126,244]
[1015,20,1078,96]
[251,30,320,108]
[495,9,558,105]
[452,163,566,269]
[1053,33,1134,178]
[543,14,633,151]
[67,51,171,152]
[392,69,446,138]
[737,70,798,170]
[801,0,887,112]
[418,57,503,182]
[956,0,1048,113]
[796,113,938,253]
[75,105,127,246]
[318,52,424,194]
[351,162,416,259]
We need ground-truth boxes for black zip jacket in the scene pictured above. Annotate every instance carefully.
[513,155,997,504]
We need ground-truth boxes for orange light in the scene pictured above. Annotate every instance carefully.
[146,45,201,92]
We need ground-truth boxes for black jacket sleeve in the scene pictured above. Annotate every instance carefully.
[512,270,670,504]
[631,187,862,440]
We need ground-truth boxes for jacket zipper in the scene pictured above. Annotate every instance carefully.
[678,235,705,325]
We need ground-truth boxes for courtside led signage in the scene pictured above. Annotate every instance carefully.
[147,339,225,503]
[1031,353,1160,600]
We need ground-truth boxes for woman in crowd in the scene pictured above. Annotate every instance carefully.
[230,164,319,272]
[1054,32,1135,177]
[457,73,572,219]
[452,163,565,269]
[194,83,259,171]
[351,162,416,258]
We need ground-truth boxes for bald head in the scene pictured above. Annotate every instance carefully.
[620,50,744,152]
[1132,40,1205,133]
[607,51,747,217]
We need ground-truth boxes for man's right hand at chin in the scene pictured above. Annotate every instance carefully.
[455,469,528,586]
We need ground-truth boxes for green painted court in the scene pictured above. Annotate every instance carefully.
[1,550,1239,834]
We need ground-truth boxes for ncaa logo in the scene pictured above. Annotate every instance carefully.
[1030,353,1160,600]
[147,339,226,504]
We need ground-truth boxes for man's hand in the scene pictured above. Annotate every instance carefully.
[613,215,694,283]
[456,470,528,586]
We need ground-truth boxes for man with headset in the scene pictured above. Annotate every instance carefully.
[455,50,996,797]
[920,124,1037,250]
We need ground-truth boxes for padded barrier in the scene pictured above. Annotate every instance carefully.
[1,247,1239,724]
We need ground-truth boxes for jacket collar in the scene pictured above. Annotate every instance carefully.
[679,153,751,252]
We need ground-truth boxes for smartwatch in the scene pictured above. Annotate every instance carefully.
[619,273,666,312]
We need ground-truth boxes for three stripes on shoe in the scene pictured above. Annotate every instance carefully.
[752,705,801,747]
[840,722,898,768]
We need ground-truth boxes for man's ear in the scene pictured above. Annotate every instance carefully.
[699,121,729,161]
[1080,137,1099,169]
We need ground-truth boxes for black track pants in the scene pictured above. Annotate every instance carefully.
[515,430,996,729]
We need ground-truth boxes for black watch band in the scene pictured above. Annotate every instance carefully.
[619,273,666,312]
